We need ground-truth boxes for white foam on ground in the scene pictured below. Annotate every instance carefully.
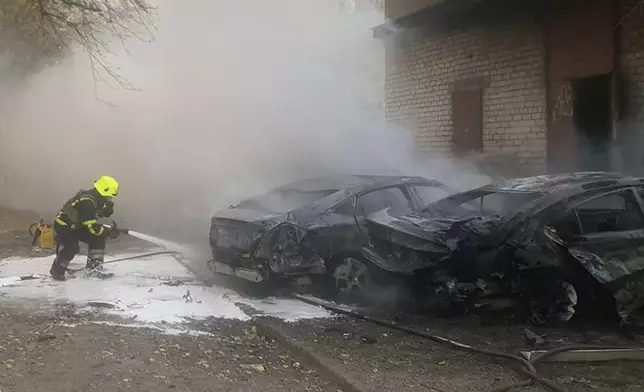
[0,276,23,287]
[225,292,335,322]
[0,252,333,335]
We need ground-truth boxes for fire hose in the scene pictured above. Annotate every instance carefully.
[293,294,643,392]
[66,251,181,273]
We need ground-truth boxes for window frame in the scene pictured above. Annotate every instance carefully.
[422,188,542,218]
[562,187,644,235]
[329,196,357,216]
[408,184,456,209]
[354,185,415,219]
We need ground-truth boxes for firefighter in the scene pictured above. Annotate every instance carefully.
[49,176,122,280]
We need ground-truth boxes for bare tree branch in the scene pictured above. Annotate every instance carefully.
[0,0,156,96]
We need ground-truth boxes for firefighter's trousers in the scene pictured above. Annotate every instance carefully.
[50,222,106,275]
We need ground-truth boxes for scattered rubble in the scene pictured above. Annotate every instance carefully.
[0,306,337,392]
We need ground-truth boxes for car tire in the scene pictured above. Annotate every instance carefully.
[321,255,409,309]
[328,255,375,304]
[521,270,579,326]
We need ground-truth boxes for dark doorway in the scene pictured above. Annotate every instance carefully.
[572,74,612,172]
[544,0,616,174]
[451,86,483,157]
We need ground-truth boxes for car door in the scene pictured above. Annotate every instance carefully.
[320,196,362,257]
[552,187,644,320]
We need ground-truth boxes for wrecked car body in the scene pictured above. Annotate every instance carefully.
[208,175,456,295]
[365,172,644,325]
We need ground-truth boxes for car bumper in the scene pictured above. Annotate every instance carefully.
[208,260,266,283]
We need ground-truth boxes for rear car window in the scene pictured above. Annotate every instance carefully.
[574,190,644,234]
[412,185,453,206]
[357,187,412,216]
[236,189,336,213]
[422,189,541,218]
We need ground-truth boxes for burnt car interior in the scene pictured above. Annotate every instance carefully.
[356,186,413,217]
[553,189,644,237]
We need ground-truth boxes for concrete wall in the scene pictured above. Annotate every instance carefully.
[385,17,547,175]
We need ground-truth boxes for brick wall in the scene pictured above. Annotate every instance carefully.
[385,18,547,175]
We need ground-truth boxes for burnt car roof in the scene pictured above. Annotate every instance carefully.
[279,174,442,194]
[480,172,643,194]
[215,174,452,224]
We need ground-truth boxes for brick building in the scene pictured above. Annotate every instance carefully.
[375,0,644,176]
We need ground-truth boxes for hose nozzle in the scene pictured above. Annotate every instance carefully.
[107,220,129,235]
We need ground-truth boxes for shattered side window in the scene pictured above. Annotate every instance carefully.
[420,190,539,217]
[331,198,355,215]
[412,185,453,206]
[575,190,644,234]
[357,187,412,217]
[479,192,540,215]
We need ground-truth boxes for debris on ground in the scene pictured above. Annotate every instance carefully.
[0,306,338,392]
[160,279,185,287]
[182,289,193,303]
[524,327,546,347]
[87,301,118,309]
[276,316,644,392]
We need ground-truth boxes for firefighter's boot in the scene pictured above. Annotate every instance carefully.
[86,257,114,279]
[49,259,67,281]
[86,257,103,271]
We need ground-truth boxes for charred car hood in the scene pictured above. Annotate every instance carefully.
[366,209,502,253]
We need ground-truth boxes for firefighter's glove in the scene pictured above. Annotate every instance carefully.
[105,222,120,239]
[109,228,120,240]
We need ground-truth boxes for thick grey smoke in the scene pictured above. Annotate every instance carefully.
[0,0,489,247]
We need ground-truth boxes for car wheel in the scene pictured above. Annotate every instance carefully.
[331,256,375,304]
[525,274,579,326]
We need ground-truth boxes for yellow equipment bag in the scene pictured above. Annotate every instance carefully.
[29,220,55,250]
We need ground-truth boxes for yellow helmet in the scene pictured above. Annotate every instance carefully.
[94,176,119,198]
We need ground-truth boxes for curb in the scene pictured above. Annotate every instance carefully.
[175,256,367,392]
[252,316,367,392]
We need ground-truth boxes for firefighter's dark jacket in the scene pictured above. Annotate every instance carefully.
[56,188,114,236]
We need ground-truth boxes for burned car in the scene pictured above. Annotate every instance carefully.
[208,175,456,295]
[364,172,644,325]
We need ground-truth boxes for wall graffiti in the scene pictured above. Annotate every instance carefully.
[551,82,574,124]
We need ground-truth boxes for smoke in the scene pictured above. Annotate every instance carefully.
[0,0,489,248]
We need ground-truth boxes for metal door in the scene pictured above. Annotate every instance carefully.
[451,87,483,157]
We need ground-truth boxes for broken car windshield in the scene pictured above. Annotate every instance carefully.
[236,189,337,213]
